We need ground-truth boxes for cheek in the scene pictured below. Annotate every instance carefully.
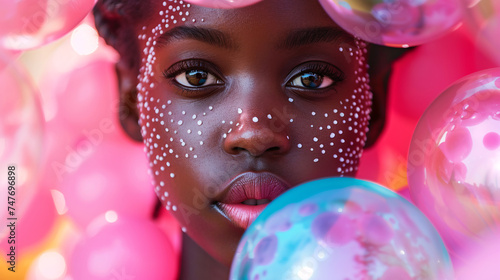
[139,96,220,225]
[292,97,371,175]
[132,2,206,232]
[291,39,372,175]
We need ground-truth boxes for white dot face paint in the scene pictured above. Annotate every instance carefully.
[132,1,374,267]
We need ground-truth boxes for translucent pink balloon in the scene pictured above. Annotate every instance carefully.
[0,188,57,255]
[59,137,156,228]
[318,0,463,47]
[16,189,57,251]
[456,228,500,280]
[463,0,500,65]
[408,68,500,257]
[0,0,96,50]
[43,58,117,133]
[69,216,178,280]
[0,50,44,240]
[184,0,263,9]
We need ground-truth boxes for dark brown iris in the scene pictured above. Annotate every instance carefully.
[186,70,208,86]
[301,73,323,88]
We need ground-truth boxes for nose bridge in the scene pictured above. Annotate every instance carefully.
[234,73,291,131]
[222,81,292,157]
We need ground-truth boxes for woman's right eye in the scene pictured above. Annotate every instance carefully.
[174,70,222,87]
[162,60,225,93]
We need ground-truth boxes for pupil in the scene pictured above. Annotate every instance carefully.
[186,70,208,86]
[301,73,323,88]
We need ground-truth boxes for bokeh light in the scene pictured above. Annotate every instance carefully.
[70,24,99,56]
[37,251,67,279]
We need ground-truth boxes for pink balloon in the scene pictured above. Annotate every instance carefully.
[69,216,178,280]
[16,189,57,251]
[0,0,96,50]
[184,0,263,9]
[39,40,122,184]
[0,50,44,239]
[0,188,57,255]
[156,209,182,254]
[456,228,500,280]
[407,68,500,257]
[59,137,157,228]
[463,0,500,66]
[318,0,463,47]
[43,58,117,133]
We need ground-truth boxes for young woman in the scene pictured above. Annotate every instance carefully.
[94,0,405,278]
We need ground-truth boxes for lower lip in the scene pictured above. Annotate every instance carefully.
[217,203,269,229]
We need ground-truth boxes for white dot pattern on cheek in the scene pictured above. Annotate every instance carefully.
[297,38,372,172]
[137,3,373,218]
[136,0,199,218]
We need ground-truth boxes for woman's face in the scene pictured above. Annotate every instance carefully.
[134,0,372,266]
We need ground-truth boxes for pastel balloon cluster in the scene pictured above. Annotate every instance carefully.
[0,0,97,50]
[319,0,463,47]
[184,0,263,9]
[70,216,178,280]
[0,19,180,278]
[408,68,500,256]
[231,177,454,280]
[41,44,176,278]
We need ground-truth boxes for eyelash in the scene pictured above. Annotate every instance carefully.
[163,60,216,78]
[162,60,345,96]
[162,60,224,97]
[292,63,345,86]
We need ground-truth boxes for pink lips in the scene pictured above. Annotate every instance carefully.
[216,172,290,229]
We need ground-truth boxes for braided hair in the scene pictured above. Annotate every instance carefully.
[93,0,152,72]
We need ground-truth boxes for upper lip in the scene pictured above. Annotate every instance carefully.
[219,172,291,204]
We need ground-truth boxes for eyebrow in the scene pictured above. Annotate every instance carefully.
[277,27,354,50]
[155,26,353,50]
[156,26,238,50]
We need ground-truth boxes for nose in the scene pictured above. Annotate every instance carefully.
[223,112,291,157]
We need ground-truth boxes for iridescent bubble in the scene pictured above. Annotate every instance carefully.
[231,178,453,280]
[462,0,500,65]
[0,0,96,50]
[318,0,463,47]
[408,68,500,259]
[254,235,278,266]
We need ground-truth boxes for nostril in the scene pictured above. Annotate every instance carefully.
[223,122,290,156]
[267,147,280,152]
[232,147,246,153]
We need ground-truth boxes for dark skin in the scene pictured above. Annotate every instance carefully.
[112,0,392,279]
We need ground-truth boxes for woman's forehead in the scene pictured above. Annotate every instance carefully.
[138,0,349,42]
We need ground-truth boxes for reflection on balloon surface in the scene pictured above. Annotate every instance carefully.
[408,68,500,256]
[319,0,463,47]
[231,178,453,280]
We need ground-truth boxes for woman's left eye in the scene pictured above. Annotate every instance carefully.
[287,62,345,90]
[174,70,221,87]
[289,73,334,89]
